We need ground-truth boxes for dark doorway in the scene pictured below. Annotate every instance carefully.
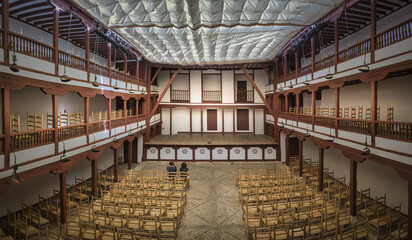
[289,137,299,157]
[237,109,249,130]
[132,138,137,163]
[237,81,247,102]
[207,109,217,131]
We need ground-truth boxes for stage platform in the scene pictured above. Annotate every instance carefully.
[145,133,277,146]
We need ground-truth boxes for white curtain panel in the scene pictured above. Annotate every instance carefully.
[73,0,344,65]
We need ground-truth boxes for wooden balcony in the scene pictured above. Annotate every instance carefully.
[203,90,221,103]
[234,90,253,103]
[171,90,190,102]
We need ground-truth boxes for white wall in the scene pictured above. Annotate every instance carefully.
[202,74,221,91]
[190,71,202,103]
[58,91,84,116]
[158,70,171,103]
[10,87,53,131]
[89,94,108,122]
[171,74,189,90]
[222,70,234,103]
[172,107,190,134]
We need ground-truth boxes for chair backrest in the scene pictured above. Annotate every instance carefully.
[46,112,53,128]
[27,113,44,130]
[387,105,394,121]
[358,106,363,119]
[58,112,68,127]
[10,114,21,133]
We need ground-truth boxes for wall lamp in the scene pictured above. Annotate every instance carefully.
[361,135,370,156]
[90,133,100,152]
[60,141,70,162]
[10,152,21,184]
[9,43,20,73]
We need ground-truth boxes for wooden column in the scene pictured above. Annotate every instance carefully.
[370,0,376,63]
[253,108,255,135]
[84,97,89,144]
[296,93,300,114]
[113,148,118,182]
[285,134,290,166]
[334,20,339,72]
[409,180,412,238]
[123,99,127,131]
[295,51,298,80]
[145,65,152,142]
[311,36,315,80]
[285,94,289,113]
[2,89,10,167]
[233,108,235,134]
[107,98,111,137]
[318,147,324,192]
[91,159,97,197]
[170,107,172,135]
[200,108,203,135]
[124,54,128,85]
[132,138,137,164]
[371,81,377,147]
[128,141,132,170]
[222,108,224,135]
[107,43,112,85]
[335,87,340,136]
[299,139,303,177]
[190,108,192,135]
[350,160,358,216]
[311,91,316,130]
[53,9,59,75]
[85,28,90,82]
[283,55,288,75]
[53,95,59,154]
[59,171,67,224]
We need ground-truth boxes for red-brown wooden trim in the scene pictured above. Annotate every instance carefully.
[2,89,10,168]
[85,28,90,82]
[128,140,132,170]
[59,171,67,224]
[371,80,377,147]
[52,95,58,154]
[84,97,89,144]
[189,108,192,134]
[150,68,182,118]
[350,160,357,216]
[113,147,118,182]
[150,66,163,85]
[334,20,339,73]
[53,9,59,76]
[285,134,289,166]
[233,108,235,134]
[91,159,97,197]
[170,107,172,135]
[318,147,324,192]
[370,0,376,63]
[222,108,224,135]
[107,98,111,137]
[107,43,112,86]
[200,108,203,135]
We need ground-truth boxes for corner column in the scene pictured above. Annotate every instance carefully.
[2,89,10,167]
[59,171,67,224]
[91,159,97,197]
[113,147,118,182]
[318,147,324,192]
[350,159,358,216]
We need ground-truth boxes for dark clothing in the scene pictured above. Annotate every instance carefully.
[180,167,189,172]
[167,165,177,177]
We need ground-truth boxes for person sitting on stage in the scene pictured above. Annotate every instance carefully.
[167,161,177,178]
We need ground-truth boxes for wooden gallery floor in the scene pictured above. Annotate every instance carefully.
[129,161,278,240]
[145,133,276,146]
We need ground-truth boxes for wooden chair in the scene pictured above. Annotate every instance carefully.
[365,107,371,120]
[252,227,271,240]
[358,106,363,119]
[387,105,394,121]
[80,222,100,240]
[10,114,21,133]
[390,221,408,239]
[142,215,159,232]
[45,227,61,240]
[350,107,356,119]
[159,217,177,238]
[65,220,81,238]
[246,212,262,237]
[58,113,68,127]
[7,209,18,237]
[99,225,116,240]
[322,106,329,116]
[27,113,43,130]
[46,113,53,129]
[272,223,289,240]
[343,107,349,118]
[30,207,49,234]
[17,213,40,240]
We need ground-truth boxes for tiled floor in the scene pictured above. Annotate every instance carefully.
[130,161,278,240]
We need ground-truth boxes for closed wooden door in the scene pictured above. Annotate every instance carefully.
[237,81,247,102]
[207,109,217,131]
[237,109,249,130]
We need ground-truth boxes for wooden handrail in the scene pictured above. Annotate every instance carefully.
[9,32,54,62]
[337,38,371,64]
[58,50,87,71]
[376,18,412,49]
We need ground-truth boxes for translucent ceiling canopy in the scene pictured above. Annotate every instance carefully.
[72,0,344,65]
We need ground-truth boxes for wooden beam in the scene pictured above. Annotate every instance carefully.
[263,67,275,85]
[145,64,152,142]
[318,147,324,192]
[91,159,97,197]
[127,141,132,170]
[334,20,339,73]
[59,171,67,224]
[241,66,275,117]
[3,0,9,65]
[350,160,358,216]
[149,68,182,118]
[150,66,163,85]
[299,139,303,177]
[53,95,58,154]
[2,89,10,168]
[113,148,118,182]
[370,0,376,63]
[84,97,89,144]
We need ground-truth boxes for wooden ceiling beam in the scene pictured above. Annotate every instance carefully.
[18,8,53,19]
[10,0,33,9]
[354,5,386,15]
[10,2,50,15]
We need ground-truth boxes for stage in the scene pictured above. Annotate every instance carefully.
[144,133,278,161]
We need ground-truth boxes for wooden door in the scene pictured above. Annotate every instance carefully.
[207,109,217,131]
[237,81,247,102]
[237,109,249,130]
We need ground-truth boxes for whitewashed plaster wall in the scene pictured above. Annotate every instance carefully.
[222,70,234,103]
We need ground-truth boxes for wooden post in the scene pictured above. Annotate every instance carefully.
[107,98,111,137]
[370,0,376,63]
[53,95,59,154]
[2,89,10,167]
[371,81,377,147]
[190,108,192,135]
[107,43,112,86]
[145,65,152,142]
[222,108,224,135]
[123,99,127,131]
[91,159,97,197]
[113,148,118,182]
[350,160,358,216]
[409,180,412,238]
[334,20,339,72]
[318,147,324,192]
[285,94,289,113]
[84,97,89,144]
[285,134,289,166]
[124,54,128,85]
[335,87,340,136]
[296,93,300,114]
[253,108,255,135]
[128,141,132,170]
[295,51,298,80]
[53,8,59,76]
[200,108,203,135]
[170,107,172,135]
[85,28,90,82]
[311,36,315,80]
[299,139,303,177]
[311,91,316,130]
[59,171,67,224]
[283,54,288,75]
[233,108,235,134]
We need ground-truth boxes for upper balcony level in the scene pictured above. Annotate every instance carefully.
[0,0,148,93]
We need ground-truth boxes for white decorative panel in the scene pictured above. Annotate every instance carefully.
[177,148,193,160]
[264,147,276,160]
[230,147,245,160]
[212,148,228,160]
[195,147,210,160]
[147,147,158,159]
[160,147,175,160]
[248,147,262,160]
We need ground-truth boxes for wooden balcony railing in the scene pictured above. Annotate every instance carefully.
[171,90,190,102]
[235,90,253,103]
[314,116,335,128]
[338,118,371,134]
[10,128,54,151]
[376,121,412,142]
[298,114,312,124]
[338,39,371,64]
[203,90,222,102]
[376,19,412,49]
[90,62,110,78]
[314,55,334,72]
[88,121,109,134]
[58,51,87,71]
[9,32,54,62]
[58,124,86,141]
[0,29,3,49]
[111,118,125,128]
[297,65,312,78]
[127,75,139,85]
[111,69,126,81]
[280,72,295,82]
[126,116,137,124]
